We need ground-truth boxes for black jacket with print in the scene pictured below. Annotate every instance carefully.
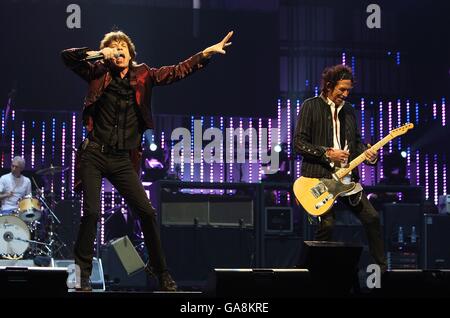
[293,95,376,181]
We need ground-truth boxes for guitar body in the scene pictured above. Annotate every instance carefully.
[293,123,414,216]
[293,176,356,216]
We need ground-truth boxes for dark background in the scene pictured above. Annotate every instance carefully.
[1,0,449,117]
[0,1,279,117]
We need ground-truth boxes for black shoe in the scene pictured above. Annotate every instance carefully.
[75,277,92,292]
[144,264,177,291]
[157,271,177,292]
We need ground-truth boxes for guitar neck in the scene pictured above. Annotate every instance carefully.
[335,134,395,180]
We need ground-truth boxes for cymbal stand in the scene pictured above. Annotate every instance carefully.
[14,237,51,256]
[36,193,67,258]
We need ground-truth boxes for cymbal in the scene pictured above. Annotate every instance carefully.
[36,165,69,176]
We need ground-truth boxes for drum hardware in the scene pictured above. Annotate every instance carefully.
[14,237,50,248]
[36,193,61,225]
[35,164,69,176]
[32,174,65,254]
[34,192,70,258]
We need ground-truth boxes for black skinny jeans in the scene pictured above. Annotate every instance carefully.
[74,144,167,278]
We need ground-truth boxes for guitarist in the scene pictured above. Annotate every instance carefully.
[294,64,387,272]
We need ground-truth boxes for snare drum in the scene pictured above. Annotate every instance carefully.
[0,215,30,257]
[18,197,42,222]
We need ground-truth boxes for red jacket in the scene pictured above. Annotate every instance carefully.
[61,47,210,192]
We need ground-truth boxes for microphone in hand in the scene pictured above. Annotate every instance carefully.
[83,52,124,61]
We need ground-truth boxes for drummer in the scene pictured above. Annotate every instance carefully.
[0,156,32,214]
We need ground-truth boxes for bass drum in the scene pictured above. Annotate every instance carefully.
[0,215,30,257]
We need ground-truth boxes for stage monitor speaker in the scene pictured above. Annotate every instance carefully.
[109,236,145,275]
[378,269,450,297]
[161,226,254,289]
[304,210,374,271]
[101,236,149,290]
[299,241,363,296]
[206,268,312,297]
[263,236,302,268]
[0,266,68,297]
[54,258,105,291]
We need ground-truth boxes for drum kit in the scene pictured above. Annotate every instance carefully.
[0,164,70,260]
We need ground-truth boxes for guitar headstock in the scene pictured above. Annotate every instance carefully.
[390,123,414,137]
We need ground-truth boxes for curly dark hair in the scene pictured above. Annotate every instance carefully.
[99,30,137,61]
[320,64,354,95]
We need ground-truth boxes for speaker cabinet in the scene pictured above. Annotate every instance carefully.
[161,201,253,227]
[161,226,255,289]
[304,210,372,270]
[299,241,363,295]
[382,203,422,245]
[263,236,302,268]
[382,203,422,269]
[161,202,209,225]
[0,266,68,297]
[206,268,312,297]
[424,214,450,269]
[265,207,293,234]
[379,270,450,297]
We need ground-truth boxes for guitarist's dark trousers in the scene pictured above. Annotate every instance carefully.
[315,192,387,271]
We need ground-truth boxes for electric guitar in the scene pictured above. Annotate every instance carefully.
[293,123,414,216]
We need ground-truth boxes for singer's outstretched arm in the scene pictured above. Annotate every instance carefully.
[148,31,233,86]
[61,47,100,82]
[61,31,233,83]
